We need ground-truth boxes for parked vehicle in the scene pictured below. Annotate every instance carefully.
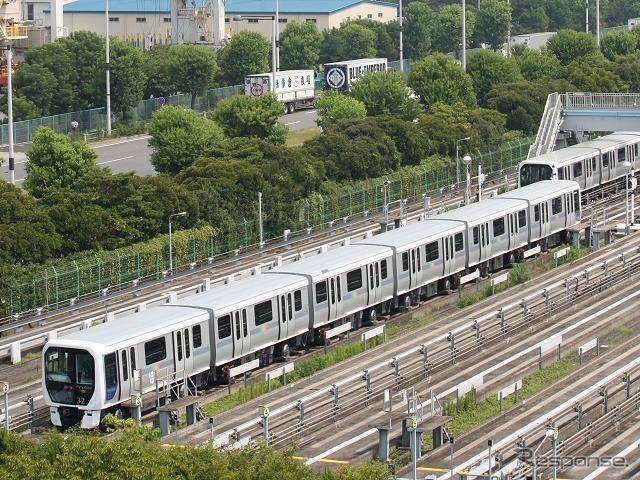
[244,69,315,114]
[323,58,387,92]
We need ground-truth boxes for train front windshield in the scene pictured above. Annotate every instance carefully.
[519,163,553,187]
[44,347,95,406]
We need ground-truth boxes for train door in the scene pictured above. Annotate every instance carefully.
[413,247,423,287]
[509,212,518,249]
[172,330,186,381]
[279,295,294,339]
[479,222,491,262]
[540,201,550,238]
[118,349,130,401]
[368,263,379,307]
[442,236,455,277]
[233,310,246,357]
[182,327,194,377]
[602,151,612,183]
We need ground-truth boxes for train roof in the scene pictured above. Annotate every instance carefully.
[435,198,526,224]
[354,219,465,249]
[267,244,391,280]
[46,273,307,350]
[498,180,579,202]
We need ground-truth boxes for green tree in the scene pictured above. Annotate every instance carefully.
[319,27,342,65]
[0,182,61,266]
[142,45,175,98]
[210,94,288,145]
[352,18,398,60]
[218,30,271,86]
[466,49,522,104]
[314,90,367,130]
[611,55,640,92]
[559,60,627,93]
[24,127,100,198]
[431,4,475,56]
[473,0,512,51]
[279,21,323,70]
[349,70,423,121]
[166,44,218,109]
[0,95,41,121]
[416,102,472,159]
[546,29,602,66]
[58,30,104,110]
[403,2,434,61]
[336,23,377,60]
[371,115,431,166]
[12,64,56,116]
[510,1,549,34]
[511,44,562,81]
[148,105,224,175]
[599,30,637,62]
[407,53,477,109]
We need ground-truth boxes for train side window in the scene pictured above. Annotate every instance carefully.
[294,290,302,311]
[573,162,583,177]
[337,277,342,301]
[518,210,526,228]
[369,265,374,289]
[381,259,388,279]
[375,263,380,287]
[193,325,202,348]
[121,350,128,381]
[619,147,626,163]
[255,300,273,325]
[416,248,421,271]
[454,234,463,252]
[473,226,479,245]
[144,337,167,364]
[130,347,136,373]
[315,281,327,304]
[184,329,191,358]
[574,192,580,213]
[493,218,505,237]
[411,250,416,273]
[235,312,242,337]
[242,310,248,336]
[402,252,409,271]
[425,241,439,261]
[287,293,293,319]
[552,196,562,214]
[177,330,183,360]
[281,296,287,322]
[104,353,117,397]
[218,315,231,339]
[534,205,540,221]
[330,279,335,304]
[603,152,609,168]
[558,168,564,180]
[347,269,362,291]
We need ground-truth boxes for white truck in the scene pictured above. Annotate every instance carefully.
[323,58,388,92]
[244,69,315,114]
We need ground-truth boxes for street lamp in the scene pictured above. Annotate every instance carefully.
[105,0,111,135]
[383,180,391,227]
[531,427,556,480]
[169,212,187,273]
[233,14,277,96]
[462,0,467,71]
[456,136,471,186]
[463,154,472,205]
[4,46,14,185]
[624,161,632,235]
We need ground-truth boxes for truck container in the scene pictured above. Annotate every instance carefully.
[244,69,315,114]
[323,58,387,92]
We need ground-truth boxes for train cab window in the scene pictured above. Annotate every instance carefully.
[518,210,526,228]
[573,162,583,177]
[552,197,562,214]
[454,233,463,252]
[177,331,183,360]
[105,353,117,398]
[130,347,136,373]
[193,325,202,348]
[184,329,191,357]
[425,241,439,261]
[619,147,626,163]
[255,300,273,325]
[381,259,388,279]
[315,281,327,304]
[347,269,362,291]
[121,350,128,381]
[294,290,302,311]
[218,315,231,339]
[235,312,241,338]
[242,310,248,336]
[493,218,505,237]
[402,252,409,271]
[145,337,167,364]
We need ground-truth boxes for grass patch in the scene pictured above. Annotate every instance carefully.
[24,371,41,382]
[556,244,592,266]
[23,351,40,361]
[618,325,633,335]
[286,127,320,147]
[202,324,400,417]
[410,314,436,327]
[456,263,533,308]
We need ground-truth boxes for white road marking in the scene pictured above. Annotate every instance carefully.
[98,156,133,165]
[285,121,300,125]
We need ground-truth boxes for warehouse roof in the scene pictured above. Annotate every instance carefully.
[64,0,398,14]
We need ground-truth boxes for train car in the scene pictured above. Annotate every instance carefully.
[42,273,309,428]
[518,132,640,191]
[354,219,467,305]
[266,245,394,335]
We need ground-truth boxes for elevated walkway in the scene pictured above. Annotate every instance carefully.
[528,92,640,158]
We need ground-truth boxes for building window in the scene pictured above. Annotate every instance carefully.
[136,17,147,22]
[163,17,171,23]
[225,17,230,22]
[248,18,258,23]
[306,18,316,23]
[378,12,383,18]
[367,13,372,18]
[109,16,119,22]
[27,3,34,20]
[278,18,287,23]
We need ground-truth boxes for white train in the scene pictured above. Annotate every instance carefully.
[518,132,640,191]
[42,181,580,428]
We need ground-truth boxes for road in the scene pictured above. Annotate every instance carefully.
[0,109,317,185]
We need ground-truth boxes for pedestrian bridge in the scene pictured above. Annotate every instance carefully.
[528,92,640,158]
